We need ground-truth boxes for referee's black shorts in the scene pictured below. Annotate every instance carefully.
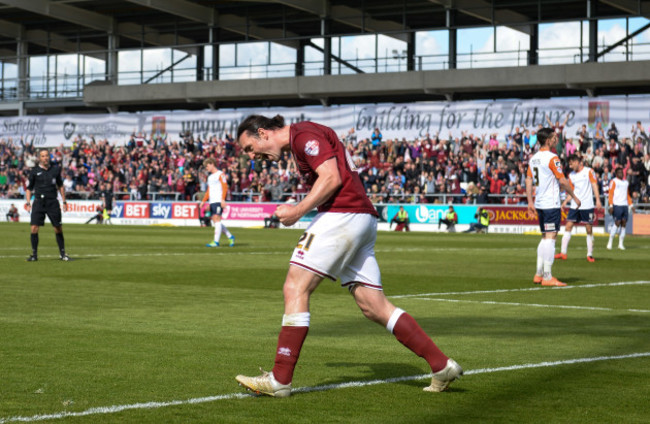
[30,197,62,227]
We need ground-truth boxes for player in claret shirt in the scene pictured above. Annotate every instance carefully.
[234,114,462,397]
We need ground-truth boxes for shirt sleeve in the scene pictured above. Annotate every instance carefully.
[293,132,336,173]
[220,174,228,202]
[588,169,597,184]
[56,166,64,187]
[548,156,564,179]
[27,168,35,191]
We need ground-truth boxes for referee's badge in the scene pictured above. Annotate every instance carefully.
[304,140,320,156]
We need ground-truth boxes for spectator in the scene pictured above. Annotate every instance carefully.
[438,205,457,232]
[464,207,490,233]
[390,206,410,231]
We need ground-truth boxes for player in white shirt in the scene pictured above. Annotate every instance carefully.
[606,167,633,250]
[556,155,602,262]
[526,128,580,287]
[199,158,235,247]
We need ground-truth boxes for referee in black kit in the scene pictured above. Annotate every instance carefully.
[24,149,71,261]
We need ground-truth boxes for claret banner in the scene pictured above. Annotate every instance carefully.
[1,96,648,147]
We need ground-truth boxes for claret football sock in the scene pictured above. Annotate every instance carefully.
[272,313,310,385]
[389,308,448,373]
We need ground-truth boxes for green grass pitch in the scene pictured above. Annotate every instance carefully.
[1,222,649,423]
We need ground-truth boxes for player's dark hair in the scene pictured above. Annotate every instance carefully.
[38,148,49,155]
[537,127,554,146]
[237,114,285,141]
[567,154,580,163]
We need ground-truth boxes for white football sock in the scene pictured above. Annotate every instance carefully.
[213,221,223,242]
[619,227,626,245]
[586,234,594,256]
[608,226,618,244]
[536,240,545,275]
[561,232,571,254]
[221,224,233,238]
[542,239,555,280]
[282,312,310,327]
[386,308,405,334]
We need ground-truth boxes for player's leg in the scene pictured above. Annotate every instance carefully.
[607,208,621,250]
[28,200,47,261]
[585,224,595,261]
[28,225,40,261]
[534,236,544,283]
[541,232,563,285]
[618,218,627,249]
[351,285,462,391]
[220,221,235,246]
[340,218,462,392]
[235,266,322,397]
[558,220,574,259]
[538,209,564,286]
[534,209,546,283]
[206,203,222,247]
[48,202,68,260]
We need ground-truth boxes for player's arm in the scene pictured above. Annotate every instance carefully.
[525,166,536,216]
[627,188,634,212]
[275,157,341,227]
[608,181,615,213]
[24,170,35,211]
[199,187,209,208]
[558,176,580,209]
[589,170,602,209]
[59,184,68,212]
[561,178,574,210]
[220,176,228,207]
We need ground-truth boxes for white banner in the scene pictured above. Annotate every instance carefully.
[1,96,648,147]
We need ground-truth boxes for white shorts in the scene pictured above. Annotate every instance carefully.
[289,212,382,291]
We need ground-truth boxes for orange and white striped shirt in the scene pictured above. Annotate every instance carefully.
[206,170,228,204]
[608,177,632,207]
[527,148,564,209]
[568,166,597,210]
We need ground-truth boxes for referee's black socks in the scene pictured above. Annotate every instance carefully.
[55,233,65,255]
[30,233,39,255]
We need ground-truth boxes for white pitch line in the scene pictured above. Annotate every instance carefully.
[0,251,286,259]
[389,280,650,299]
[1,352,649,423]
[416,297,650,313]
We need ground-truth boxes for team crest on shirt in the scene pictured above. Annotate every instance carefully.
[304,140,320,156]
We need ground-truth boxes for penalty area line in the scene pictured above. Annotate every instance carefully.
[2,352,649,423]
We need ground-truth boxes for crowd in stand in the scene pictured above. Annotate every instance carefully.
[1,118,649,206]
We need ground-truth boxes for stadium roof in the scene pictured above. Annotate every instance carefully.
[0,0,649,113]
[2,0,648,54]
